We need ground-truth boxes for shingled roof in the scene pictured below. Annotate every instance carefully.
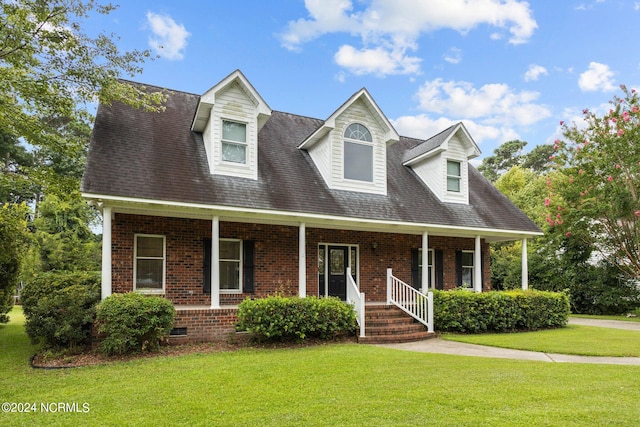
[81,81,542,237]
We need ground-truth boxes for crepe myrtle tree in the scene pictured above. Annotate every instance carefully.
[547,85,640,280]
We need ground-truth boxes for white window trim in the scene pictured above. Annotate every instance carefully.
[418,248,435,289]
[133,234,166,294]
[446,159,462,193]
[343,123,374,183]
[461,250,474,290]
[220,238,243,294]
[220,119,249,166]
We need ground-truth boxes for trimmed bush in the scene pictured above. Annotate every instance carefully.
[96,293,175,355]
[21,271,101,350]
[236,296,356,341]
[433,289,569,333]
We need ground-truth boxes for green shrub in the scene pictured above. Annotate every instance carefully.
[95,292,175,355]
[433,289,569,333]
[236,296,356,341]
[21,271,101,350]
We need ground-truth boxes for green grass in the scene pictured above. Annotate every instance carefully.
[571,314,640,322]
[3,307,640,426]
[443,325,640,357]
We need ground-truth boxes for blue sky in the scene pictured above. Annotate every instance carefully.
[87,0,640,162]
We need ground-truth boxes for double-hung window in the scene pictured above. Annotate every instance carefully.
[417,249,435,289]
[447,160,461,192]
[221,120,247,164]
[461,251,474,289]
[343,123,373,182]
[220,239,242,292]
[134,234,165,292]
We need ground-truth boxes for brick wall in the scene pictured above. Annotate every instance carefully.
[112,213,491,306]
[111,213,492,342]
[170,308,239,343]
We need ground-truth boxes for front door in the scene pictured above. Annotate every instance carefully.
[328,246,348,301]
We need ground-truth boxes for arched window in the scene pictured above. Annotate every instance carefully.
[343,123,373,182]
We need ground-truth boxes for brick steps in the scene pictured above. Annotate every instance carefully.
[358,305,436,344]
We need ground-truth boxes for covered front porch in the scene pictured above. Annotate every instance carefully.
[97,201,539,343]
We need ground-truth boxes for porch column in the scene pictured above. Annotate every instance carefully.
[474,235,482,293]
[211,216,220,309]
[521,238,529,290]
[101,206,112,300]
[299,223,306,298]
[421,231,429,292]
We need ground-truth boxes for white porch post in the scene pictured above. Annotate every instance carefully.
[421,231,429,292]
[211,216,220,309]
[101,206,112,300]
[474,235,482,293]
[299,223,306,298]
[521,238,529,290]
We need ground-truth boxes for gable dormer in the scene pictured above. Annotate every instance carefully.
[403,122,481,204]
[191,70,271,180]
[298,89,399,195]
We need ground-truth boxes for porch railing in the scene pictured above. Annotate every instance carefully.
[386,268,434,333]
[346,267,365,338]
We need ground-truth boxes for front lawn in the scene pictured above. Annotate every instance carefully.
[3,307,640,426]
[442,324,640,357]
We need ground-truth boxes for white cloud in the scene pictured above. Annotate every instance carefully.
[578,62,616,92]
[415,78,551,126]
[443,47,462,64]
[392,114,518,146]
[280,0,537,76]
[524,64,548,82]
[334,45,421,76]
[146,12,190,60]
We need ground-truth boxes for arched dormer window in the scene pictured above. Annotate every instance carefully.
[343,123,373,182]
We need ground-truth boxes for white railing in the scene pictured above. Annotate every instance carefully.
[346,267,365,338]
[386,268,434,333]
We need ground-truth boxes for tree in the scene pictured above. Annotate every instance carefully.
[548,85,640,280]
[477,139,527,182]
[0,203,30,322]
[0,0,165,158]
[29,193,101,274]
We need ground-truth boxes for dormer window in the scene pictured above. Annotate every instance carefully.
[446,160,461,192]
[221,120,247,164]
[344,123,373,182]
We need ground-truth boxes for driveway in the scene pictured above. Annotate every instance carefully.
[376,317,640,365]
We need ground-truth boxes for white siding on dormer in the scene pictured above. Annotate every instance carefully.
[209,82,258,180]
[412,154,443,200]
[442,135,469,204]
[307,132,332,188]
[410,134,470,205]
[331,100,387,195]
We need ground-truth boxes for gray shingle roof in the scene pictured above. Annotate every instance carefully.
[81,82,541,235]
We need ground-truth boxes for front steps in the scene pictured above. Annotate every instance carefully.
[358,304,436,344]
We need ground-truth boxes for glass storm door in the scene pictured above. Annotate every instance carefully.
[328,246,348,301]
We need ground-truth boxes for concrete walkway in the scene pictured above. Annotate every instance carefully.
[376,317,640,365]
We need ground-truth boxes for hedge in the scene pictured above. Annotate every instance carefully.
[21,271,101,350]
[433,289,570,333]
[95,292,175,355]
[236,296,356,341]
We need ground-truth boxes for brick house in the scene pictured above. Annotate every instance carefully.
[81,70,542,343]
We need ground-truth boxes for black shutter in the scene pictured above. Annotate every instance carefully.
[455,250,463,288]
[203,238,211,294]
[411,248,420,290]
[435,249,444,290]
[243,240,255,293]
